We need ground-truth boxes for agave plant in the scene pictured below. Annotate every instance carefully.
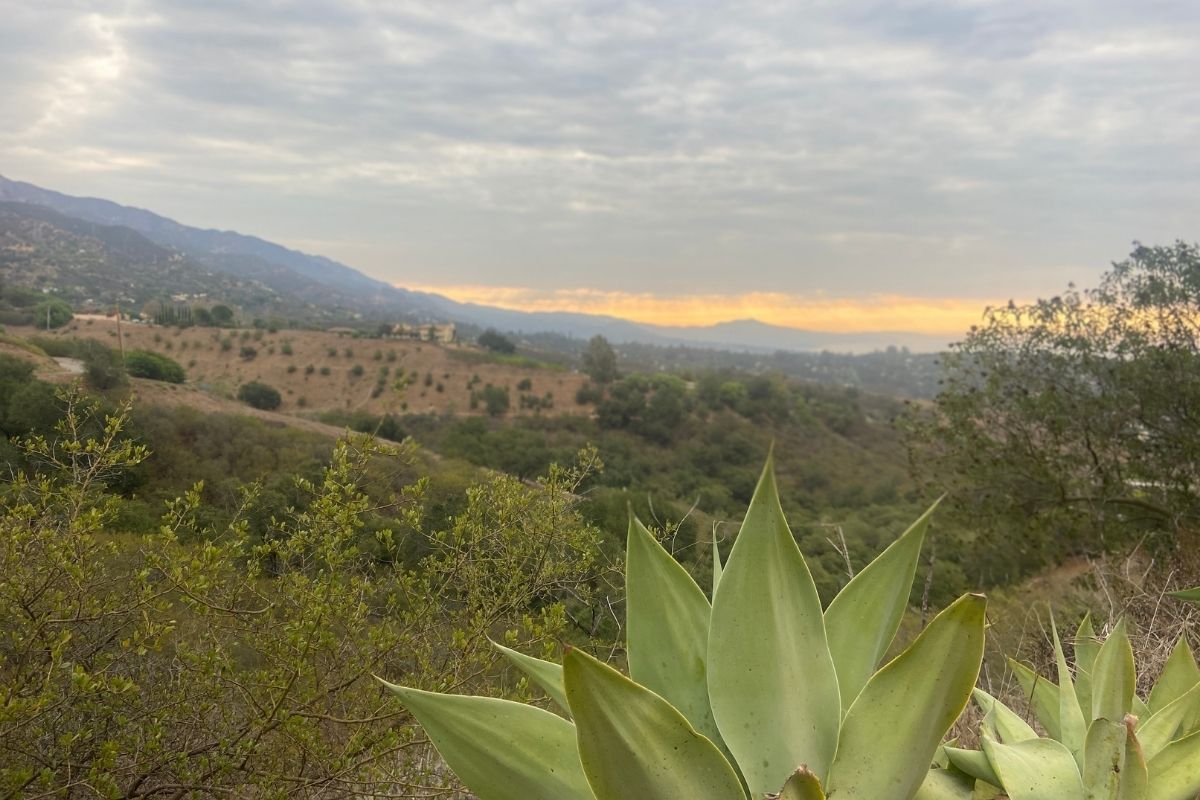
[380,457,986,799]
[943,614,1200,800]
[1170,586,1200,606]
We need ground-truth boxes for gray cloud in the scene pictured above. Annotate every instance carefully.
[3,0,1199,299]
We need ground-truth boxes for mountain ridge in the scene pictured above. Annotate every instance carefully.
[0,174,951,353]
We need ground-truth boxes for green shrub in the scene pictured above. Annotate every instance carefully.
[240,346,257,360]
[124,350,185,383]
[33,298,73,329]
[237,381,282,410]
[350,364,365,378]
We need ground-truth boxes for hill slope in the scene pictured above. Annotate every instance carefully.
[1,174,949,352]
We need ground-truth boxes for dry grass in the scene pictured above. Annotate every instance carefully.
[13,321,591,419]
[948,537,1200,746]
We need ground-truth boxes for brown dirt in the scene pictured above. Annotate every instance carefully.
[12,321,590,420]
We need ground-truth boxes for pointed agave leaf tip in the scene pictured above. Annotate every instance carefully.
[624,513,721,749]
[824,500,939,708]
[709,454,840,796]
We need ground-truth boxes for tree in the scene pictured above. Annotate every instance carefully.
[903,242,1200,583]
[80,339,127,390]
[210,304,235,326]
[477,329,516,354]
[34,297,72,329]
[238,380,282,410]
[480,384,510,417]
[582,335,619,383]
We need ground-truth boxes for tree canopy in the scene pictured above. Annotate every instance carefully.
[903,242,1200,581]
[582,335,619,383]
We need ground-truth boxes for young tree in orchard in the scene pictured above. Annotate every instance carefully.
[582,334,619,383]
[903,242,1200,583]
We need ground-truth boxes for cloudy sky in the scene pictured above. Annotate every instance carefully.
[3,0,1198,334]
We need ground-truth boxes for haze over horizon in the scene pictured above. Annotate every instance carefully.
[4,0,1197,333]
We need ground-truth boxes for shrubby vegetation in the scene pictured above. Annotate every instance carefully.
[124,349,186,382]
[477,328,516,353]
[0,390,613,796]
[237,379,282,409]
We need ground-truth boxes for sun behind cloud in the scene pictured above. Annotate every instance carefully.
[403,284,1005,336]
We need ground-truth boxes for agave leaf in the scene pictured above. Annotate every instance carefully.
[1081,718,1125,800]
[490,640,569,715]
[1075,614,1101,673]
[1091,619,1136,723]
[1053,616,1089,768]
[1147,636,1200,727]
[982,737,1085,800]
[708,457,841,795]
[1167,586,1200,605]
[1010,658,1062,739]
[974,687,1038,743]
[775,767,825,800]
[826,593,986,800]
[1118,716,1149,800]
[1075,615,1100,715]
[913,768,976,800]
[944,746,1002,787]
[1146,728,1200,800]
[824,501,936,708]
[563,647,746,800]
[380,681,592,800]
[712,527,723,595]
[625,515,722,748]
[1138,682,1200,761]
[1131,693,1151,721]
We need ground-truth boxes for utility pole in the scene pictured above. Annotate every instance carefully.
[115,303,126,360]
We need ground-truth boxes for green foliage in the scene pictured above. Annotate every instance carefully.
[0,355,61,442]
[33,296,73,328]
[0,392,609,796]
[944,615,1200,800]
[582,334,619,383]
[210,303,235,325]
[478,328,517,354]
[237,380,282,410]
[29,334,126,391]
[904,242,1200,582]
[124,349,186,383]
[480,384,510,417]
[383,458,986,800]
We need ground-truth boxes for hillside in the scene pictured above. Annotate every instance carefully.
[1,175,946,353]
[12,320,588,419]
[0,201,290,312]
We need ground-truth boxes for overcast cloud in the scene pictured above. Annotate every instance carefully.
[3,0,1199,317]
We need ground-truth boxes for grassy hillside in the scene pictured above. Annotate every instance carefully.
[12,320,589,418]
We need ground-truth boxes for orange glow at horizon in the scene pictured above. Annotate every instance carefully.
[402,284,1008,336]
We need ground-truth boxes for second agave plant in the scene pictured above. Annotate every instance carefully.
[381,457,987,799]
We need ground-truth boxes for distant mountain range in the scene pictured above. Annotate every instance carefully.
[0,174,952,353]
